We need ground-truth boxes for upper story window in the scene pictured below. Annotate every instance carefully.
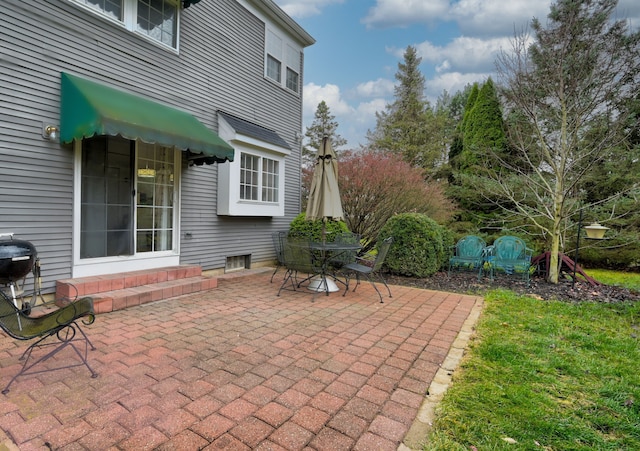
[286,67,299,92]
[72,0,179,48]
[265,28,301,94]
[81,0,122,19]
[266,55,281,83]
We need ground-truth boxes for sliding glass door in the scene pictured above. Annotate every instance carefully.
[79,136,176,260]
[136,142,174,253]
[80,136,134,258]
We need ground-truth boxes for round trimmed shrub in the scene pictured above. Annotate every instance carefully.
[379,213,450,277]
[288,213,349,241]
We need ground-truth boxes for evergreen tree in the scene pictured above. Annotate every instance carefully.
[448,83,479,167]
[301,101,347,209]
[446,80,509,225]
[302,100,347,167]
[367,46,443,171]
[304,100,346,151]
[431,86,473,181]
[462,78,506,167]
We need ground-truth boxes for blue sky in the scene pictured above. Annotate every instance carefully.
[273,0,640,150]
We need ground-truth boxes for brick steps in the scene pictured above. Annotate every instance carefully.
[56,265,218,314]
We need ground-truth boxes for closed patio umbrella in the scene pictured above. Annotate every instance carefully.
[306,136,343,223]
[305,136,344,292]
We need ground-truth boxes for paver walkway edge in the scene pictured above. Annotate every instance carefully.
[399,296,483,450]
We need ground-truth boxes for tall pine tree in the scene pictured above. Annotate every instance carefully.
[302,100,347,167]
[367,46,443,171]
[304,100,346,151]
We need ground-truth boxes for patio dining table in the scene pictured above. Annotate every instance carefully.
[308,240,362,294]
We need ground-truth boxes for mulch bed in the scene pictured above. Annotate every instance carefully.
[384,270,640,303]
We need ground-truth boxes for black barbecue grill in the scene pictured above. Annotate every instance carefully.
[0,234,38,314]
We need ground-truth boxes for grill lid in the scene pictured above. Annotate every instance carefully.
[0,239,37,282]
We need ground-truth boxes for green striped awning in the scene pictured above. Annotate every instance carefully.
[60,72,234,163]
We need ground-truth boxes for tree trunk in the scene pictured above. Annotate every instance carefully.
[548,229,561,284]
[548,184,564,284]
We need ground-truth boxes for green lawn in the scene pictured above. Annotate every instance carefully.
[587,268,640,292]
[426,276,640,450]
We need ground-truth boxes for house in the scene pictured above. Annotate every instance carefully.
[1,0,314,310]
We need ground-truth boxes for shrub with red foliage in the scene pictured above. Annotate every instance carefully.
[328,149,456,252]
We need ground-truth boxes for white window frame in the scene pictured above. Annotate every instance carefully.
[217,117,289,217]
[237,152,280,204]
[69,0,181,50]
[265,27,301,94]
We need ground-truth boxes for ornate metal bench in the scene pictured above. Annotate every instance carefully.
[0,291,97,394]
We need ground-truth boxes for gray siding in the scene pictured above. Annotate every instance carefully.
[1,0,307,291]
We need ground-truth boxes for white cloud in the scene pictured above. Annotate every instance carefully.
[435,60,451,73]
[447,0,638,35]
[275,0,344,19]
[355,98,387,122]
[303,82,353,118]
[287,0,640,148]
[450,0,551,36]
[362,0,450,29]
[425,71,492,103]
[416,36,511,74]
[355,78,395,98]
[617,0,640,30]
[334,98,389,149]
[302,82,389,149]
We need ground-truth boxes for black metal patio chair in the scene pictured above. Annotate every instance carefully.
[277,236,320,297]
[328,231,361,269]
[0,291,97,394]
[270,231,288,283]
[339,236,394,303]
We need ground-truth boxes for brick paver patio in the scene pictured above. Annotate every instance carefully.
[0,270,481,450]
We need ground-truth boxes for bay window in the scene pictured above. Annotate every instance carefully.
[217,112,289,217]
[239,153,279,203]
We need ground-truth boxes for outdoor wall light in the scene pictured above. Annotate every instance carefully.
[42,124,59,141]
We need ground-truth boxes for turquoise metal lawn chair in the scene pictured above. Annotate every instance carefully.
[448,235,487,280]
[486,236,534,287]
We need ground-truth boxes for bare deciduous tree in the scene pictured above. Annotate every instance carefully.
[487,0,640,283]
